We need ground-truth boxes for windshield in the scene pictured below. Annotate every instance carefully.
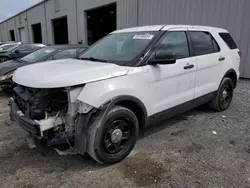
[21,47,56,63]
[79,32,157,63]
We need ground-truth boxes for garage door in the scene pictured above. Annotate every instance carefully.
[19,27,26,43]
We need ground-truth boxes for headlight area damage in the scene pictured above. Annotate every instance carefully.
[9,85,100,155]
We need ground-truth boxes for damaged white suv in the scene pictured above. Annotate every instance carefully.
[10,25,240,164]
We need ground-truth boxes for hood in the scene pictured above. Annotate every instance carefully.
[13,59,130,88]
[0,60,23,76]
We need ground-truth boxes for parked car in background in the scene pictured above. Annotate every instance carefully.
[0,43,21,52]
[0,43,46,62]
[0,44,88,89]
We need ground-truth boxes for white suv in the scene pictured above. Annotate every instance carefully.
[10,25,240,164]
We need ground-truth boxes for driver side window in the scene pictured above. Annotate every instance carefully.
[155,31,190,59]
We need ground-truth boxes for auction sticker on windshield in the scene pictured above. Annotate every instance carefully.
[133,34,154,40]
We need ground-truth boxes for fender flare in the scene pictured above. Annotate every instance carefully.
[101,95,148,120]
[221,69,238,88]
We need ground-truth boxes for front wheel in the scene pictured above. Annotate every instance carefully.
[87,105,139,164]
[209,77,234,111]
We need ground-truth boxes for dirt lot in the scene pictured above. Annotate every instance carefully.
[0,79,250,188]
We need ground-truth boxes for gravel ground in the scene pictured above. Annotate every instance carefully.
[0,79,250,188]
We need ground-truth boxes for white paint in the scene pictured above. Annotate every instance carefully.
[13,25,240,119]
[13,59,130,88]
[187,27,240,99]
[113,25,228,33]
[113,25,165,33]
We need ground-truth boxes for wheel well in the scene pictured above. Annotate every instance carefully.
[225,71,237,88]
[116,100,145,129]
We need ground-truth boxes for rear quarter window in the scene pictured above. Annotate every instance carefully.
[219,33,237,49]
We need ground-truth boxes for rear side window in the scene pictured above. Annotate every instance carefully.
[219,33,237,49]
[189,31,220,56]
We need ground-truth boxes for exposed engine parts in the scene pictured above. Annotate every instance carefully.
[12,85,94,142]
[13,85,68,120]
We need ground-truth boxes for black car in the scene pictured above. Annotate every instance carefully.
[0,44,88,88]
[0,43,46,62]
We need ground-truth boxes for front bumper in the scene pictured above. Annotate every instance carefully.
[9,97,95,155]
[9,98,40,136]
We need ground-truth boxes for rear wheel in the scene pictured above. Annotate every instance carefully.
[0,57,9,63]
[87,105,139,164]
[209,77,234,111]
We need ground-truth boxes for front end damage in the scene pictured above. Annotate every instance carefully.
[9,85,97,154]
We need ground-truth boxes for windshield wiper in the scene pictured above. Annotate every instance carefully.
[80,57,107,62]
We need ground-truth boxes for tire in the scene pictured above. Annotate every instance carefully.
[0,57,9,63]
[87,105,139,164]
[209,77,234,111]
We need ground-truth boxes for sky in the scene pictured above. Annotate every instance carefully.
[0,0,41,22]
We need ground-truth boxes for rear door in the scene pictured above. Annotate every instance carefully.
[187,29,222,99]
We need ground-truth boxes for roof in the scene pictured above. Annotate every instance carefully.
[112,25,228,33]
[47,44,88,49]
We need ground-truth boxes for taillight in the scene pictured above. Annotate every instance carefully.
[238,51,242,57]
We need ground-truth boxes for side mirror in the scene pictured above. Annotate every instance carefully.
[148,52,176,65]
[15,50,20,54]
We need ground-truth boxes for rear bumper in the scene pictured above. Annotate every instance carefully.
[9,98,40,136]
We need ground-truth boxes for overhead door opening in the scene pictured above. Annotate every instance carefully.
[52,16,69,44]
[9,30,15,41]
[32,23,42,43]
[86,3,117,45]
[19,27,26,43]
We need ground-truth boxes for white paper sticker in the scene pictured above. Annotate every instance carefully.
[133,35,154,40]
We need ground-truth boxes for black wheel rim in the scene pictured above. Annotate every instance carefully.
[219,84,233,108]
[103,118,132,154]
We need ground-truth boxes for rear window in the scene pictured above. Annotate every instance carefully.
[219,33,237,49]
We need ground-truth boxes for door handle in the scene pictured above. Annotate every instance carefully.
[184,64,194,70]
[219,57,225,61]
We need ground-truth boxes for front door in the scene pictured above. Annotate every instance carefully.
[147,29,197,116]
